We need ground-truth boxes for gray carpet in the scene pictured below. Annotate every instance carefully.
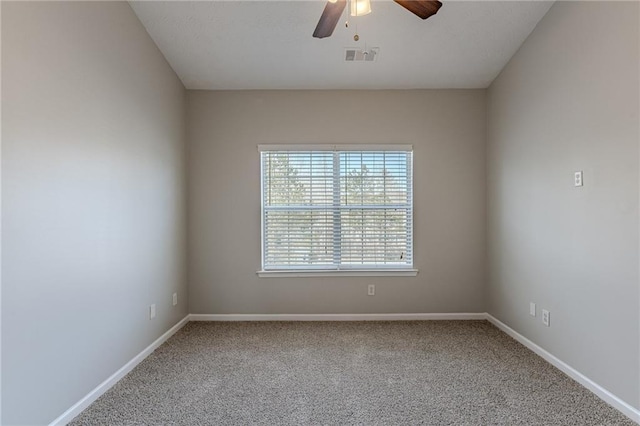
[70,321,635,425]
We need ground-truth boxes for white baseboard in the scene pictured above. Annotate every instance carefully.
[188,312,487,321]
[47,312,639,425]
[485,314,640,424]
[49,315,190,426]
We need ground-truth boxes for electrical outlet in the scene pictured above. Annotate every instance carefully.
[574,171,583,187]
[529,302,536,317]
[367,284,375,296]
[173,293,178,306]
[542,309,550,327]
[149,304,156,319]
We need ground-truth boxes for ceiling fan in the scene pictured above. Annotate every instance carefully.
[313,0,442,39]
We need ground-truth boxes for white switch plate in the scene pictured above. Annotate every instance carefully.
[542,309,550,327]
[149,304,156,319]
[173,293,178,306]
[574,171,583,187]
[367,284,375,296]
[529,302,536,317]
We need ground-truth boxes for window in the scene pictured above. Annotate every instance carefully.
[259,145,415,276]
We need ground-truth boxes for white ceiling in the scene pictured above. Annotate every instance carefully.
[129,1,554,90]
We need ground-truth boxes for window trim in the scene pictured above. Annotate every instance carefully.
[258,144,416,277]
[256,269,419,278]
[258,144,413,152]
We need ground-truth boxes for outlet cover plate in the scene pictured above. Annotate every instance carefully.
[542,309,550,326]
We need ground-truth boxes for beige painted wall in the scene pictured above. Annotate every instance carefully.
[187,90,486,314]
[1,2,187,424]
[487,1,639,409]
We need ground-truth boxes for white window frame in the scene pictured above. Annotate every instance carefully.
[257,144,418,278]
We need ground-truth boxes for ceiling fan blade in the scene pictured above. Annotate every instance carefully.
[313,0,347,39]
[394,0,442,20]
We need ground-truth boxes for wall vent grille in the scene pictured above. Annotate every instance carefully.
[345,47,379,62]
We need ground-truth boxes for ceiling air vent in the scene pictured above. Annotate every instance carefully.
[345,47,379,62]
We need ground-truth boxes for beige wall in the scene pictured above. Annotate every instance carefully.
[187,90,486,315]
[487,1,639,409]
[1,2,187,424]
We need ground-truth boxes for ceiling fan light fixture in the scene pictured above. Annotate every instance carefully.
[313,0,441,39]
[350,0,371,17]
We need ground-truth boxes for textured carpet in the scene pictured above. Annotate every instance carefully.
[70,321,635,425]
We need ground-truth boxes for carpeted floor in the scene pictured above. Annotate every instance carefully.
[70,321,635,425]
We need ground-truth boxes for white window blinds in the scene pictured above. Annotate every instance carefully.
[260,146,413,270]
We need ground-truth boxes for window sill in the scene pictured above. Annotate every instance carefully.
[256,269,419,278]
